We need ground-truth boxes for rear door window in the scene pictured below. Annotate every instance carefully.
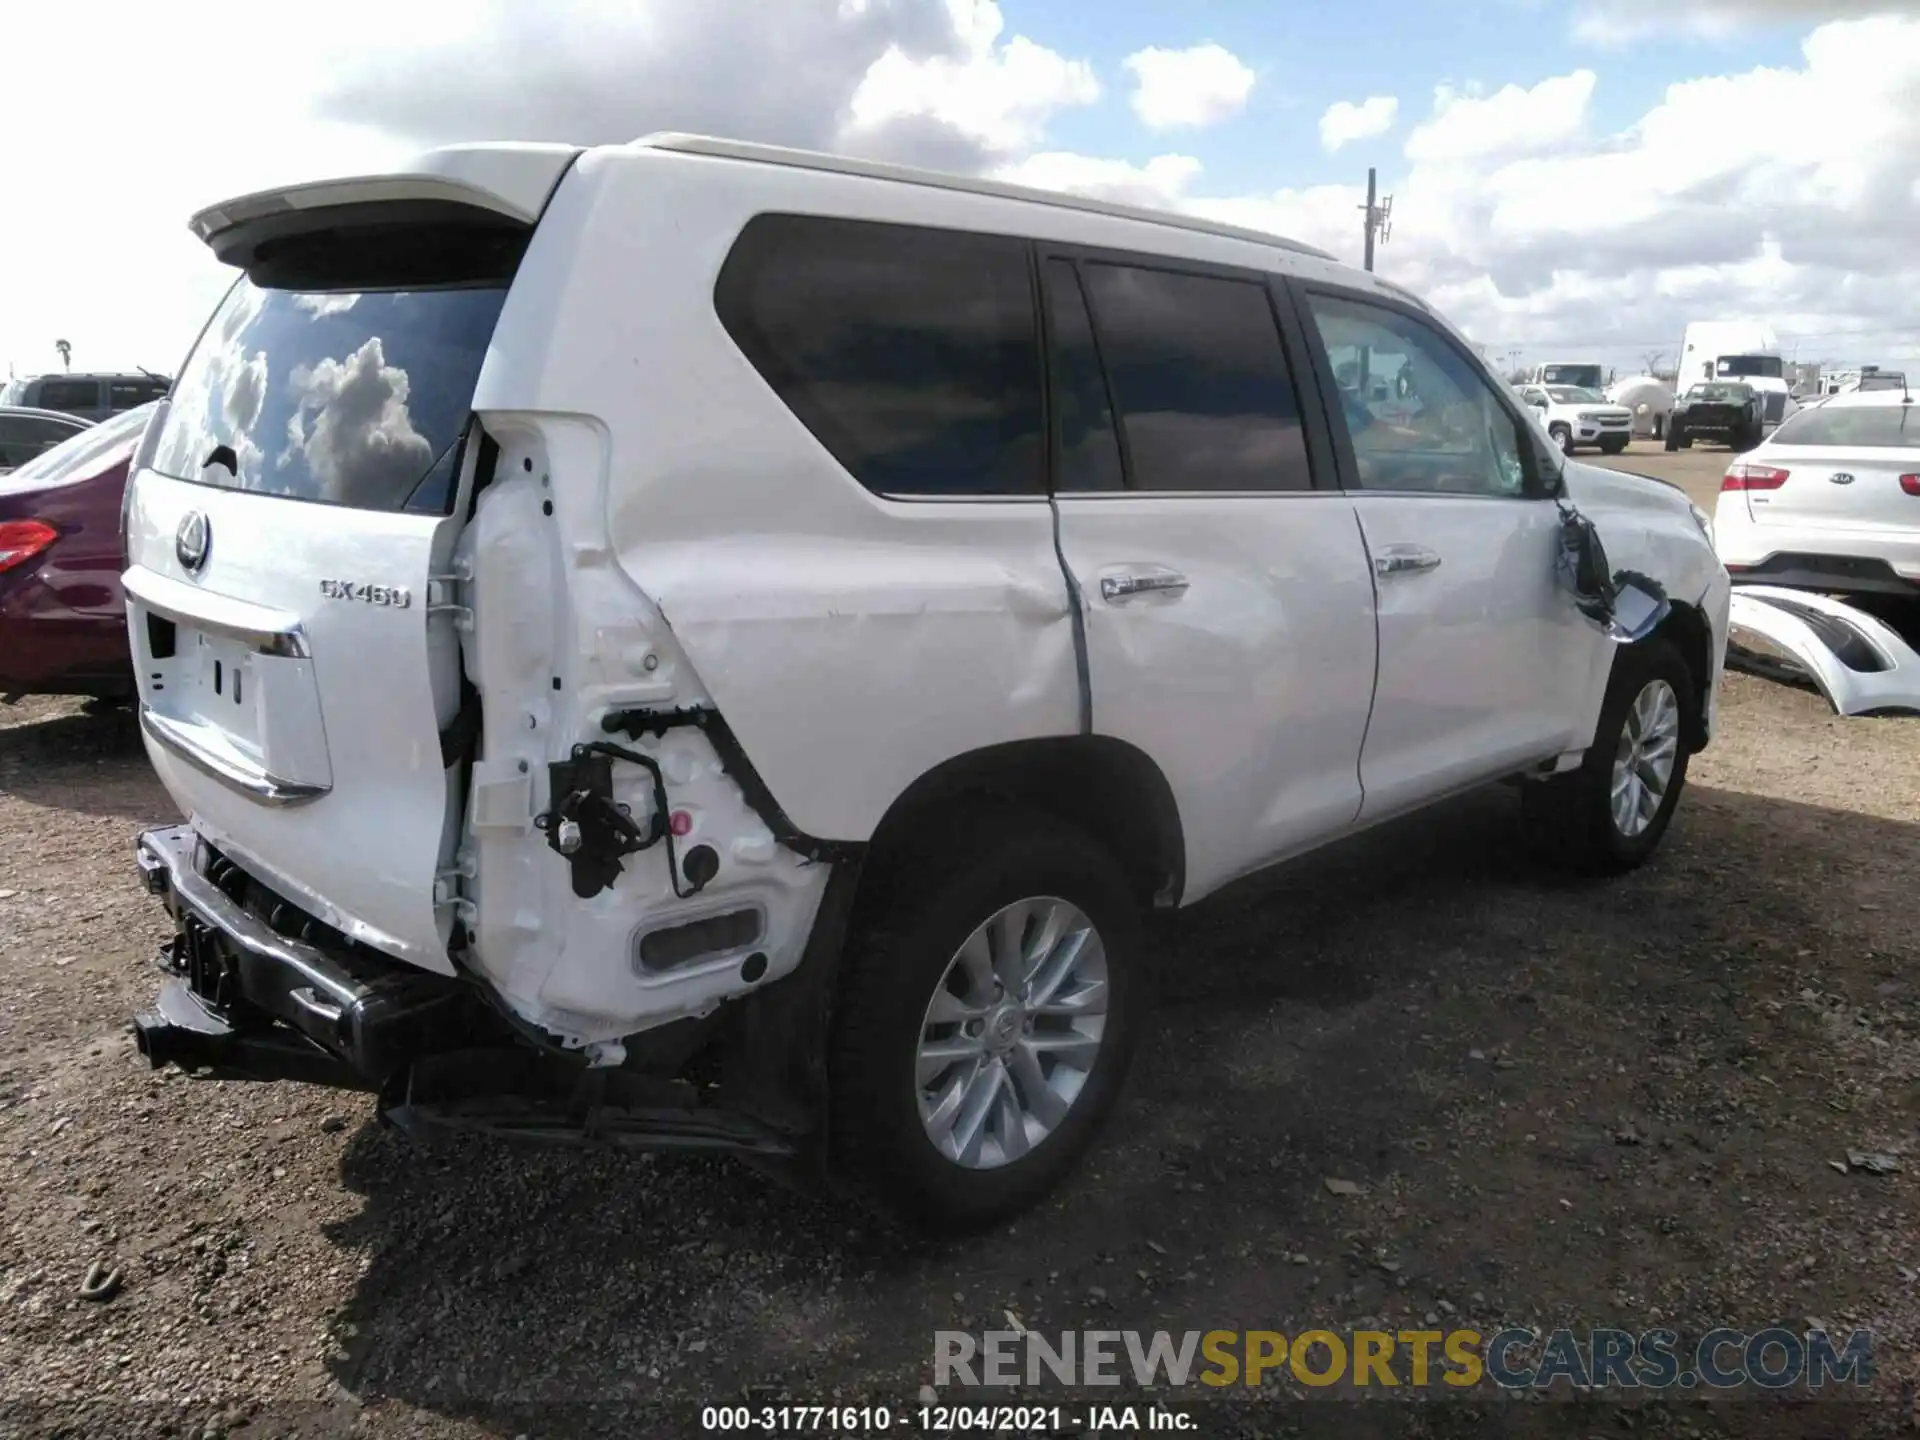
[34,378,102,414]
[715,214,1044,499]
[109,377,170,411]
[151,280,507,514]
[1077,263,1312,493]
[0,414,85,470]
[0,405,148,490]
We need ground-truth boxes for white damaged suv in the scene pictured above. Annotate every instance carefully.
[124,135,1730,1230]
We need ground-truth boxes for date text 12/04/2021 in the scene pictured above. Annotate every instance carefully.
[701,1406,1193,1432]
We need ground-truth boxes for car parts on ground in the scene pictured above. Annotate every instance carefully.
[1726,585,1920,716]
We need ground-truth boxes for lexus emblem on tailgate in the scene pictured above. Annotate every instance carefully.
[1829,472,1856,485]
[175,511,211,574]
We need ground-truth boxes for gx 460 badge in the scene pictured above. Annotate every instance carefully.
[319,579,413,609]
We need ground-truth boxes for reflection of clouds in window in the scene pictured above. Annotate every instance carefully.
[154,281,272,485]
[280,338,434,506]
[293,294,360,318]
[222,350,269,480]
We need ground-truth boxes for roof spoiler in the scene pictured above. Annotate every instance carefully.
[189,143,583,270]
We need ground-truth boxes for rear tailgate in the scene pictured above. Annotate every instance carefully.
[1743,403,1920,533]
[123,149,575,972]
[1747,436,1920,534]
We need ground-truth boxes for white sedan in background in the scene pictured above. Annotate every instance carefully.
[1517,384,1636,456]
[1715,391,1920,596]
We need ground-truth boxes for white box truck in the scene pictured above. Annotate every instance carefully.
[1677,322,1798,428]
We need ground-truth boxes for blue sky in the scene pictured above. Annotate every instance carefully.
[1005,0,1809,192]
[5,0,1917,381]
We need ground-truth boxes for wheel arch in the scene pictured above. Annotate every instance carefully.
[861,736,1186,910]
[1649,600,1713,753]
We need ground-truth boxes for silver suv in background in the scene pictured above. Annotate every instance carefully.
[2,372,170,423]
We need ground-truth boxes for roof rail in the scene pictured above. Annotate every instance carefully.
[634,132,1338,264]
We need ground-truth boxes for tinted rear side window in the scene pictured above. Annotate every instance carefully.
[152,280,506,513]
[1770,405,1920,448]
[109,378,170,411]
[34,378,102,414]
[1080,264,1312,493]
[716,214,1044,498]
[0,415,85,470]
[1,404,149,490]
[1043,260,1124,494]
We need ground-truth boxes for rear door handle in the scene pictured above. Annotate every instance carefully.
[1373,544,1442,578]
[1099,566,1191,604]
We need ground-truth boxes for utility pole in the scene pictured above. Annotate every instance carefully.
[1360,167,1392,272]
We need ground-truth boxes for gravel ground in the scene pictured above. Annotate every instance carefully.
[3,457,1917,1437]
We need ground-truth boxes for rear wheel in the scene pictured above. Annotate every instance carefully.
[1549,423,1575,456]
[1522,638,1695,875]
[829,803,1141,1232]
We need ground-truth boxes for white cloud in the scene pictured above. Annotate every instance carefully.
[1573,0,1917,44]
[994,152,1205,208]
[1008,16,1920,370]
[1122,44,1257,130]
[293,294,361,318]
[848,3,1099,157]
[282,338,435,508]
[1404,71,1597,162]
[0,0,1097,375]
[1319,96,1399,152]
[5,3,1919,388]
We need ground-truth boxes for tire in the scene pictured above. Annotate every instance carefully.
[1663,426,1681,452]
[1599,436,1628,455]
[1521,638,1695,876]
[1549,423,1575,456]
[1679,435,1694,450]
[829,802,1142,1232]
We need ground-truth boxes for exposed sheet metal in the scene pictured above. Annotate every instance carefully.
[1726,585,1920,716]
[1554,504,1673,644]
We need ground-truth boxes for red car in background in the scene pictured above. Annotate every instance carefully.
[0,403,156,702]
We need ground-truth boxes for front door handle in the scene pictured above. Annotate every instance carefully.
[1099,566,1191,604]
[1373,544,1442,578]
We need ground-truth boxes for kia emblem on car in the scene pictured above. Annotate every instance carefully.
[175,511,211,573]
[1829,472,1856,486]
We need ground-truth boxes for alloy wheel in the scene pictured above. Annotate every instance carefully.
[1611,678,1681,838]
[914,896,1109,1170]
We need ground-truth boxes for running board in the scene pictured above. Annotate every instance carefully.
[1726,586,1920,716]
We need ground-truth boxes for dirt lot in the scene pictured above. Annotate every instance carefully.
[3,440,1917,1438]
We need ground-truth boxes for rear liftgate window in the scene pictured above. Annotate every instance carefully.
[151,280,507,515]
[714,213,1044,498]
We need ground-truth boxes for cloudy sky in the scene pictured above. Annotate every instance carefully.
[5,0,1918,383]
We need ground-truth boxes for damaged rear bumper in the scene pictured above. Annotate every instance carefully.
[132,825,485,1088]
[1726,586,1920,716]
[128,824,810,1157]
